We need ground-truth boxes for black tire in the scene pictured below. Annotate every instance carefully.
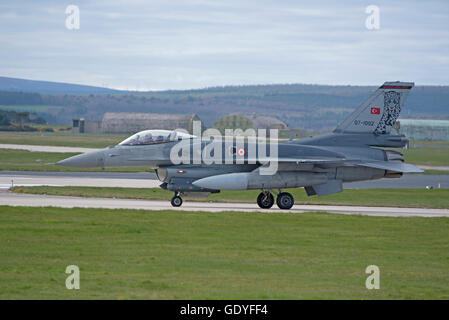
[257,192,274,209]
[276,192,294,210]
[171,196,183,207]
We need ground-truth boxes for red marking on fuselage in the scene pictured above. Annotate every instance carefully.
[237,147,246,156]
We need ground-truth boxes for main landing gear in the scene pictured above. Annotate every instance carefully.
[257,190,294,210]
[170,192,183,207]
[257,191,274,209]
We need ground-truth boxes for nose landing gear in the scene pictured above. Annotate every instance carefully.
[170,192,183,207]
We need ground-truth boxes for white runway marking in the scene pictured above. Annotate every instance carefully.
[0,174,160,189]
[0,144,97,153]
[1,190,448,218]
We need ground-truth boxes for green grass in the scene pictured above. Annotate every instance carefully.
[401,148,449,167]
[0,132,127,148]
[420,170,449,175]
[0,105,63,113]
[0,205,448,299]
[409,140,449,146]
[11,186,449,209]
[0,149,147,172]
[26,123,72,131]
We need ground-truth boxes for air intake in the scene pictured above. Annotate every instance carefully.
[384,150,404,162]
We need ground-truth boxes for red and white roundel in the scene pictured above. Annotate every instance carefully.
[237,147,246,157]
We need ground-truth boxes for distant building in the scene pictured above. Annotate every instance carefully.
[100,112,201,134]
[72,118,101,134]
[213,114,288,137]
[396,119,449,141]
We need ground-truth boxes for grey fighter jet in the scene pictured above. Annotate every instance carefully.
[58,82,422,209]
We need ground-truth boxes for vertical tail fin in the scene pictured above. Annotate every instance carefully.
[334,81,414,135]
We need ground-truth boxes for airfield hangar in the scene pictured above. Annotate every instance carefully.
[213,114,288,137]
[100,112,202,134]
[72,118,101,134]
[395,119,449,141]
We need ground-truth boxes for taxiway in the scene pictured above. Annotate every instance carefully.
[1,189,448,217]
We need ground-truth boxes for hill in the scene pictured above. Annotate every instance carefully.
[0,76,119,94]
[0,77,448,131]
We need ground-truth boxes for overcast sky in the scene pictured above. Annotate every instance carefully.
[1,0,448,90]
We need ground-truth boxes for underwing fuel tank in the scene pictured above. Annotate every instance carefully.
[192,171,328,190]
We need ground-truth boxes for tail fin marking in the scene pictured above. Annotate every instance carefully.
[334,81,414,135]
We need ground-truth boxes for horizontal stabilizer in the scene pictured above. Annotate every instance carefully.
[356,161,423,173]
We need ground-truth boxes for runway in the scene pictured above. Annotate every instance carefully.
[1,170,448,189]
[0,171,160,189]
[1,189,448,217]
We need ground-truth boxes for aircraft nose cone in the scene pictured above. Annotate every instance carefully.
[57,149,105,168]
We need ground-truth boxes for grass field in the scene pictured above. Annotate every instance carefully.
[419,170,449,175]
[0,149,146,172]
[0,132,127,148]
[11,186,449,209]
[0,205,448,299]
[401,148,449,167]
[0,105,64,113]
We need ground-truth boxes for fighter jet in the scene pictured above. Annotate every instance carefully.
[58,81,422,209]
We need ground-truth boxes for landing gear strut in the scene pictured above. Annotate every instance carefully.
[276,192,294,210]
[171,192,183,207]
[257,191,274,209]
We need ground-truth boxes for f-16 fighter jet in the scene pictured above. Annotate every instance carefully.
[58,82,422,209]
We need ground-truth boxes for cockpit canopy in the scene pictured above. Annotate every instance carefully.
[118,129,194,146]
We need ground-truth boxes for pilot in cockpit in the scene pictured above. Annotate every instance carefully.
[118,129,194,146]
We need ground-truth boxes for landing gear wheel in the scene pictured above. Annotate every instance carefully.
[257,192,274,209]
[276,192,294,210]
[171,196,183,207]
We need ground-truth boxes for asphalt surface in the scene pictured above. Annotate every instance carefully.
[1,190,448,217]
[1,171,447,189]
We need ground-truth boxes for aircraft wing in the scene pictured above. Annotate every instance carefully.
[355,161,423,173]
[249,157,422,173]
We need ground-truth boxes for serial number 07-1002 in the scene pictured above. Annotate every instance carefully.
[353,120,375,126]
